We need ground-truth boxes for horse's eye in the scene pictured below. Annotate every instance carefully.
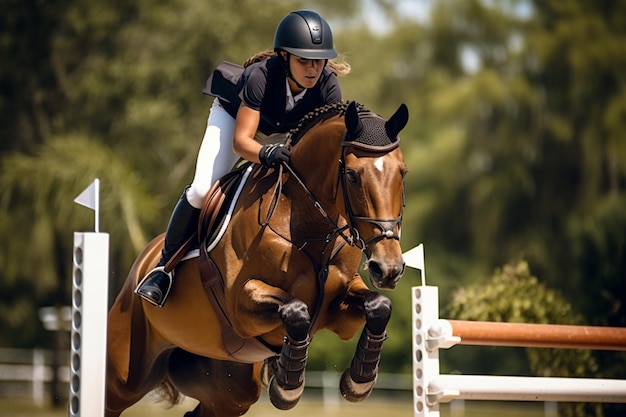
[345,170,359,184]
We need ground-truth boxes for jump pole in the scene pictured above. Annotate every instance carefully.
[430,319,626,351]
[70,179,109,416]
[429,374,626,404]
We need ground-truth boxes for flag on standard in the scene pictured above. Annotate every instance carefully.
[403,243,426,285]
[74,179,100,232]
[74,179,99,210]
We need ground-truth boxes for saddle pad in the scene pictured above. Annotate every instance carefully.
[200,163,254,250]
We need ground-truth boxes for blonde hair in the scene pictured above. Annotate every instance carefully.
[243,49,351,77]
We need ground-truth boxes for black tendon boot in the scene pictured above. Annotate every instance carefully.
[135,193,200,307]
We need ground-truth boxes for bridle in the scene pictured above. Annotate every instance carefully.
[280,140,405,257]
[338,146,404,257]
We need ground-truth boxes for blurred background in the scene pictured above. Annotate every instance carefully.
[1,0,624,416]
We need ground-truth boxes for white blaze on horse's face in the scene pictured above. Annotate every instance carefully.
[374,156,384,172]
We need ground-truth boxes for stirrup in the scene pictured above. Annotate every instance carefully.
[134,266,173,308]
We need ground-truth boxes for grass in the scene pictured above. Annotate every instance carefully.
[0,390,546,417]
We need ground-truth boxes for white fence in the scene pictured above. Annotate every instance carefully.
[0,347,69,405]
[0,347,411,406]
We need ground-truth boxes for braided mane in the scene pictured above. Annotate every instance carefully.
[288,101,369,146]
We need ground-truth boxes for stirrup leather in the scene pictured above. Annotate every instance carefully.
[134,266,174,308]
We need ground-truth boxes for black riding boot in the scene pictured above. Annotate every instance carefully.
[135,193,200,307]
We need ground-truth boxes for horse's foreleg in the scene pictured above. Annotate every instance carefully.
[268,298,311,410]
[340,291,391,402]
[237,279,311,410]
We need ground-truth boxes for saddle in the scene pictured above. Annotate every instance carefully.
[165,163,278,363]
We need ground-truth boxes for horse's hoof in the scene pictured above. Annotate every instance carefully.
[339,368,376,402]
[268,375,304,410]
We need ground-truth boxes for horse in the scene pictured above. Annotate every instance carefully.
[106,101,409,417]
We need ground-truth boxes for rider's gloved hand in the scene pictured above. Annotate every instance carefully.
[259,143,291,168]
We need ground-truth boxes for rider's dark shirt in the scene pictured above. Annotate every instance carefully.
[203,56,341,135]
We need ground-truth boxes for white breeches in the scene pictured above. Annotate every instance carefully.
[185,98,289,209]
[186,99,238,208]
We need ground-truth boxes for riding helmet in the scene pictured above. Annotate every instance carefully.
[274,10,337,59]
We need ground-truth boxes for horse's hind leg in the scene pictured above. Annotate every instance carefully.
[167,349,262,417]
[106,281,172,417]
[340,291,391,402]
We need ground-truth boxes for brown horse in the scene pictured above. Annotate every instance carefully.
[106,101,409,417]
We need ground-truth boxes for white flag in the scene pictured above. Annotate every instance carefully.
[74,179,100,232]
[403,243,426,285]
[74,179,99,211]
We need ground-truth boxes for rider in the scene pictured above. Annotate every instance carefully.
[135,10,351,307]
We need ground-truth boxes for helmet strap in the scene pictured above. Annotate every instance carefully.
[283,52,307,90]
[280,51,328,91]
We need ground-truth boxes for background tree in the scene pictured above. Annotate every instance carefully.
[398,0,626,327]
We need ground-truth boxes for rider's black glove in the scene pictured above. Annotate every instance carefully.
[259,144,290,168]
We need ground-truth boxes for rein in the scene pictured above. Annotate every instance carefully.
[282,162,355,250]
[279,160,352,334]
[259,158,349,334]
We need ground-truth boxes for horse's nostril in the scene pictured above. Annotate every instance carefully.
[367,261,383,278]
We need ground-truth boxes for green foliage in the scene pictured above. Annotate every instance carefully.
[447,261,574,323]
[0,136,158,345]
[446,261,605,417]
[398,1,626,352]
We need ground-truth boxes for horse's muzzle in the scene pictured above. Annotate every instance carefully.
[365,256,405,290]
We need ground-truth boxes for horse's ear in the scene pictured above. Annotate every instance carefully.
[345,101,363,138]
[385,103,409,141]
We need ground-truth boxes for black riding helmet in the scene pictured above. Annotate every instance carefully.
[274,10,338,59]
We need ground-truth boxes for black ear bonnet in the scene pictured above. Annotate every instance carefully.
[343,101,409,152]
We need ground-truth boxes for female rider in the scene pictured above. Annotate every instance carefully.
[136,9,350,307]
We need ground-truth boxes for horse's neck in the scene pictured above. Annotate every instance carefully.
[291,120,344,201]
[289,121,346,235]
